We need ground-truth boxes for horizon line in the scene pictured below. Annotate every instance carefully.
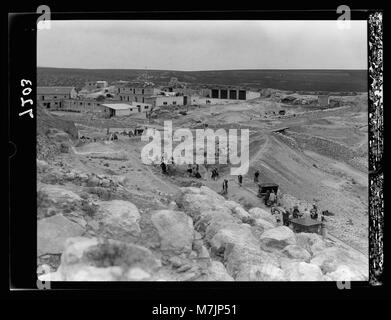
[37,66,367,72]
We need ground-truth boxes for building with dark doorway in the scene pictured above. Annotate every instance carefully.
[201,87,260,101]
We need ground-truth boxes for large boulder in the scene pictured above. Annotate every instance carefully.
[224,244,279,279]
[253,218,275,231]
[175,187,229,219]
[325,265,362,282]
[198,210,239,240]
[210,224,259,254]
[259,226,296,250]
[283,261,324,281]
[37,214,84,256]
[282,244,311,262]
[151,210,194,254]
[248,207,276,225]
[231,207,251,221]
[204,261,234,281]
[55,237,161,281]
[310,247,368,280]
[37,159,49,172]
[97,200,141,240]
[38,185,82,204]
[295,232,326,255]
[224,200,242,210]
[235,263,285,281]
[200,186,226,200]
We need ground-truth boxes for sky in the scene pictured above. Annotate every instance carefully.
[37,20,367,70]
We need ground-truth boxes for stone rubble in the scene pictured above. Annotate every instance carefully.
[38,185,368,282]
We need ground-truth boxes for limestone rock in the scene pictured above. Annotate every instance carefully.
[65,265,123,281]
[259,226,296,250]
[224,200,242,210]
[210,224,260,256]
[295,232,325,255]
[282,244,311,262]
[248,207,276,225]
[205,261,234,281]
[125,267,151,280]
[151,210,194,254]
[37,159,49,172]
[253,218,275,231]
[57,237,161,281]
[310,247,368,280]
[97,200,141,240]
[37,214,84,256]
[232,206,251,221]
[224,244,279,279]
[235,263,285,281]
[86,175,100,187]
[283,262,324,281]
[38,185,82,204]
[325,265,360,282]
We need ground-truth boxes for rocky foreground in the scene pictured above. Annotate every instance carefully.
[38,171,368,281]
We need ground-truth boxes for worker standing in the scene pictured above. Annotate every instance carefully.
[292,205,300,218]
[238,175,243,187]
[310,203,318,220]
[269,190,276,205]
[223,179,228,195]
[160,161,167,174]
[254,170,260,183]
[321,212,327,239]
[282,208,290,226]
[264,190,270,205]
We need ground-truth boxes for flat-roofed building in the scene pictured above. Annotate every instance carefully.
[85,80,108,90]
[102,102,152,118]
[62,99,106,114]
[201,87,260,101]
[37,87,77,109]
[118,86,161,103]
[144,95,184,108]
[102,103,134,117]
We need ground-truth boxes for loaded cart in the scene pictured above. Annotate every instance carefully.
[290,217,322,234]
[257,183,279,207]
[257,183,279,197]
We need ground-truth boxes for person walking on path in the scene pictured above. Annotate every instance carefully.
[222,179,228,195]
[254,170,260,183]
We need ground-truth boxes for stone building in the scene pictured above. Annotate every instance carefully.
[318,95,330,107]
[143,95,185,108]
[101,102,152,118]
[37,87,77,109]
[118,86,161,103]
[201,87,260,100]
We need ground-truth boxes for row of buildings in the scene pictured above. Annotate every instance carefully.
[37,80,262,118]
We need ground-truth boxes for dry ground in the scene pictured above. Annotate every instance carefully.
[45,91,368,254]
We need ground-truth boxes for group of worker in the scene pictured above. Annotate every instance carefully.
[187,164,202,179]
[273,203,326,226]
[160,156,176,175]
[211,167,219,180]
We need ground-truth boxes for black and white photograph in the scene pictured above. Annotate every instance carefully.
[6,5,385,301]
[34,18,371,282]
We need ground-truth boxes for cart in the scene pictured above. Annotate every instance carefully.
[290,217,322,234]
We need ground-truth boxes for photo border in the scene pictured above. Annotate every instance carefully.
[7,6,386,299]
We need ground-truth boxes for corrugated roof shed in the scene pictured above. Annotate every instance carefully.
[37,87,75,94]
